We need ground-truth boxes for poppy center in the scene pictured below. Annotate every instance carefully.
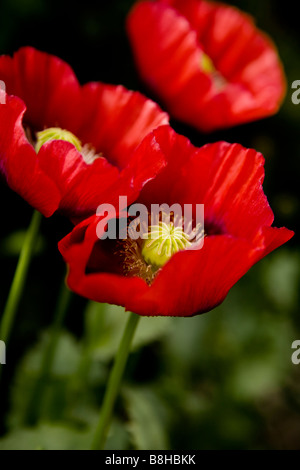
[35,127,82,153]
[200,51,227,89]
[116,211,204,285]
[34,127,102,165]
[200,52,215,74]
[142,221,192,268]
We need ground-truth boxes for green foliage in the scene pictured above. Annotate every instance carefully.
[0,249,299,450]
[0,424,92,450]
[0,0,299,451]
[0,230,45,257]
[84,302,171,361]
[124,387,170,450]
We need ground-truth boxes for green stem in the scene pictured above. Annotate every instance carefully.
[24,280,72,426]
[91,311,140,450]
[0,210,42,345]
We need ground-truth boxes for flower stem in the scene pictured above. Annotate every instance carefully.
[91,311,140,450]
[0,210,42,345]
[24,280,72,426]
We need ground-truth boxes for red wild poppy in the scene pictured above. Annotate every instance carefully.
[58,126,293,317]
[0,47,169,218]
[127,0,286,132]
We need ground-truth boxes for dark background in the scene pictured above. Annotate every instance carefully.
[0,0,299,450]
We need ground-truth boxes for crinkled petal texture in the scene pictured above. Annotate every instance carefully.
[0,47,169,217]
[0,96,61,216]
[127,0,286,132]
[58,126,293,317]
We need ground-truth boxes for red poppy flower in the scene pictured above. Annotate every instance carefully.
[0,47,169,217]
[58,126,293,317]
[127,0,286,132]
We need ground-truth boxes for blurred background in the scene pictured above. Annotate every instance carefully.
[0,0,299,450]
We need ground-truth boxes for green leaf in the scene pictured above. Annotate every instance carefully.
[262,249,300,311]
[124,387,170,450]
[7,330,82,427]
[84,302,171,361]
[0,230,45,257]
[0,424,92,450]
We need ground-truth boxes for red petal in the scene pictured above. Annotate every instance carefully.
[0,47,81,131]
[127,1,209,99]
[0,47,169,217]
[38,130,167,218]
[0,96,61,216]
[59,220,293,317]
[129,226,293,316]
[138,127,274,242]
[58,128,294,317]
[58,216,149,307]
[127,0,286,131]
[77,83,169,169]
